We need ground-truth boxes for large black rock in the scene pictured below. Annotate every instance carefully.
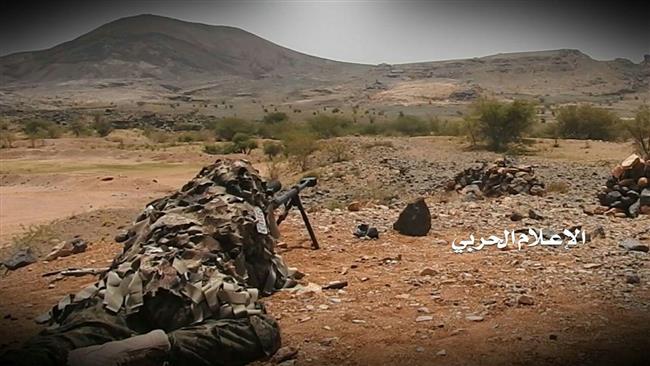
[2,248,37,270]
[393,198,431,236]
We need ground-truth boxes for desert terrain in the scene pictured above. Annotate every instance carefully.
[1,134,648,366]
[1,12,649,366]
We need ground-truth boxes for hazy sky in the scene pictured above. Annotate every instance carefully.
[1,0,648,63]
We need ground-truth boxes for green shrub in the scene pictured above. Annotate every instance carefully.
[262,112,288,124]
[385,115,433,136]
[471,98,536,151]
[625,105,650,159]
[211,118,255,141]
[92,115,113,137]
[142,127,173,144]
[203,143,238,155]
[232,133,258,154]
[556,104,620,141]
[263,141,284,160]
[68,119,90,137]
[307,115,352,138]
[282,129,319,171]
[22,119,61,147]
[0,120,14,148]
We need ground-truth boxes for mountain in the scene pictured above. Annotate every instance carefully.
[0,14,647,115]
[0,14,363,83]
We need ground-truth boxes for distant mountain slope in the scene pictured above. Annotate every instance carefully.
[0,14,647,109]
[393,49,650,96]
[0,14,363,83]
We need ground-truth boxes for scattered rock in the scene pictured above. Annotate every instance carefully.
[436,349,447,356]
[393,198,431,236]
[415,315,433,322]
[625,273,641,284]
[272,346,299,363]
[100,176,114,181]
[510,211,524,221]
[528,209,544,220]
[114,230,130,243]
[322,280,348,290]
[619,238,649,253]
[2,249,37,270]
[517,294,535,305]
[353,224,379,239]
[347,201,361,212]
[583,263,602,269]
[419,267,437,276]
[44,238,88,261]
[465,315,484,322]
[289,282,322,296]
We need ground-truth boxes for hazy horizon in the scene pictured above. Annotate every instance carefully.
[1,1,648,64]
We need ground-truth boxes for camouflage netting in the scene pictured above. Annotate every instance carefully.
[41,159,293,326]
[3,159,294,366]
[447,158,546,198]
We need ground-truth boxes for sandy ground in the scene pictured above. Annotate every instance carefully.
[0,136,648,366]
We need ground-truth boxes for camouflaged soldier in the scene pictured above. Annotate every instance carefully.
[2,159,296,366]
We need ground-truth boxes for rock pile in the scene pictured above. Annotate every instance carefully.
[597,154,650,218]
[447,158,545,198]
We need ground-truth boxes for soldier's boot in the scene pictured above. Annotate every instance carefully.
[67,329,170,366]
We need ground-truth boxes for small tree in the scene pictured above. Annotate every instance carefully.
[463,115,480,147]
[213,118,254,141]
[22,120,55,148]
[0,120,14,148]
[472,98,536,151]
[92,115,113,137]
[282,130,319,171]
[307,115,352,138]
[263,141,283,160]
[262,112,288,124]
[232,133,258,154]
[69,119,89,137]
[626,105,650,159]
[556,105,620,141]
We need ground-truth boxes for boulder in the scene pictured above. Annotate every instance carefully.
[45,238,88,261]
[619,238,649,252]
[393,198,431,236]
[2,248,37,270]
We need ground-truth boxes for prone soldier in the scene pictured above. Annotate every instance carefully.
[1,159,317,366]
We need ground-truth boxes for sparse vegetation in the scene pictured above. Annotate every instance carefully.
[208,117,255,141]
[263,141,284,160]
[262,112,289,124]
[0,120,14,148]
[282,129,319,171]
[470,98,536,151]
[625,105,650,159]
[92,114,113,137]
[232,133,258,154]
[307,115,352,138]
[68,119,91,137]
[22,119,62,148]
[556,104,620,141]
[324,140,350,162]
[546,181,570,194]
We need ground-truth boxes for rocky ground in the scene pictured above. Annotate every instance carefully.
[0,135,648,365]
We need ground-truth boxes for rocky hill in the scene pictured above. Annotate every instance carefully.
[0,14,363,84]
[0,14,648,113]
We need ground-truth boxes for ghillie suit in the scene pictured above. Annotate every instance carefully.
[2,159,295,366]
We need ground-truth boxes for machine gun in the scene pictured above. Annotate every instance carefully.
[266,177,319,249]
